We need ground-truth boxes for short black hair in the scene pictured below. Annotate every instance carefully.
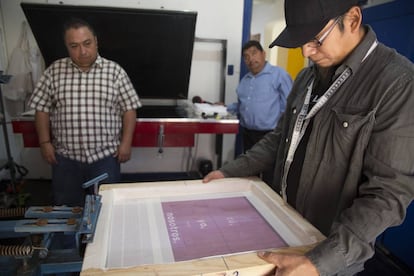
[62,17,96,40]
[242,40,264,54]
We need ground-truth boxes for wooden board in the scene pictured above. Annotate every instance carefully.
[81,177,325,275]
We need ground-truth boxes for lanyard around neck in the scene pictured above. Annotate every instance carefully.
[286,67,352,164]
[280,40,379,201]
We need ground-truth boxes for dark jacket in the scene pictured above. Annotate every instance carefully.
[220,26,414,275]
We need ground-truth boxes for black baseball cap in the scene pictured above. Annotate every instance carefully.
[269,0,360,48]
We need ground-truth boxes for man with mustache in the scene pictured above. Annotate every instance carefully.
[227,40,292,185]
[29,18,141,206]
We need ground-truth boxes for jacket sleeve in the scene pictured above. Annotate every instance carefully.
[220,115,284,178]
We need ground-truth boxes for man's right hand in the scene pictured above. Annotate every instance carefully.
[202,170,225,183]
[40,143,57,164]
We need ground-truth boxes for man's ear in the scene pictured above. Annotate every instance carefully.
[346,6,363,33]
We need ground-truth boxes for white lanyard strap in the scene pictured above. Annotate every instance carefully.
[308,68,351,119]
[281,67,351,199]
[287,67,352,163]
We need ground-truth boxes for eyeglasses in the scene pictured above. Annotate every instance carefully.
[306,16,342,48]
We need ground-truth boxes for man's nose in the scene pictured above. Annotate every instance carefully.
[80,45,87,55]
[301,44,317,58]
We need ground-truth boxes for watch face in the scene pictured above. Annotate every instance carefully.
[199,160,213,176]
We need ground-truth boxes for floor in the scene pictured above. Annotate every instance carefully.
[1,176,414,276]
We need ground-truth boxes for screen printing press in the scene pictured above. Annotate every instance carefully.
[0,177,325,275]
[0,174,106,275]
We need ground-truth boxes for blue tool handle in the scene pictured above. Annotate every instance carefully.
[81,173,108,189]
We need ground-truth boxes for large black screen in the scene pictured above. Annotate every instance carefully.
[21,3,197,99]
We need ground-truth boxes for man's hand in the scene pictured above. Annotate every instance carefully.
[202,170,225,183]
[40,142,57,165]
[115,142,132,163]
[258,252,319,276]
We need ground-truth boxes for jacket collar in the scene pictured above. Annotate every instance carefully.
[335,25,378,78]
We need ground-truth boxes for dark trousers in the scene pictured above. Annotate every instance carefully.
[52,154,121,206]
[241,127,274,186]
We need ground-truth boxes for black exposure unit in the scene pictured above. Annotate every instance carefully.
[21,3,197,100]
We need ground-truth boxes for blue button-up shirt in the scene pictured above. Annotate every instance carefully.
[227,62,292,130]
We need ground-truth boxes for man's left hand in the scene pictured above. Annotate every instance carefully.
[114,143,132,163]
[258,252,319,276]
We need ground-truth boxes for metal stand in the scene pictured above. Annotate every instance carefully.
[0,71,28,194]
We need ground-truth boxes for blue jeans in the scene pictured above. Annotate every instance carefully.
[52,154,120,206]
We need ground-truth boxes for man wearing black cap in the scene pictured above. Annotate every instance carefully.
[203,0,414,275]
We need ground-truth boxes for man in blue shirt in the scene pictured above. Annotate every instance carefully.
[227,40,292,184]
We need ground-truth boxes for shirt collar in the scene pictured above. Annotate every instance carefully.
[67,54,103,70]
[94,55,103,68]
[247,61,272,78]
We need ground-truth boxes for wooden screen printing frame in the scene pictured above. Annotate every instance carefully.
[81,177,325,275]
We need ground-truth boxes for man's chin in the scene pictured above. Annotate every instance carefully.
[75,60,94,69]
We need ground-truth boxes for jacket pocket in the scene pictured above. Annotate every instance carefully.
[326,107,375,166]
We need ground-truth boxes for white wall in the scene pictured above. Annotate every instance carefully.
[251,0,285,66]
[0,0,244,178]
[251,0,281,45]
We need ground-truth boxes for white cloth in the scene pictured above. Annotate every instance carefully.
[3,21,33,101]
[29,47,43,87]
[193,103,228,117]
